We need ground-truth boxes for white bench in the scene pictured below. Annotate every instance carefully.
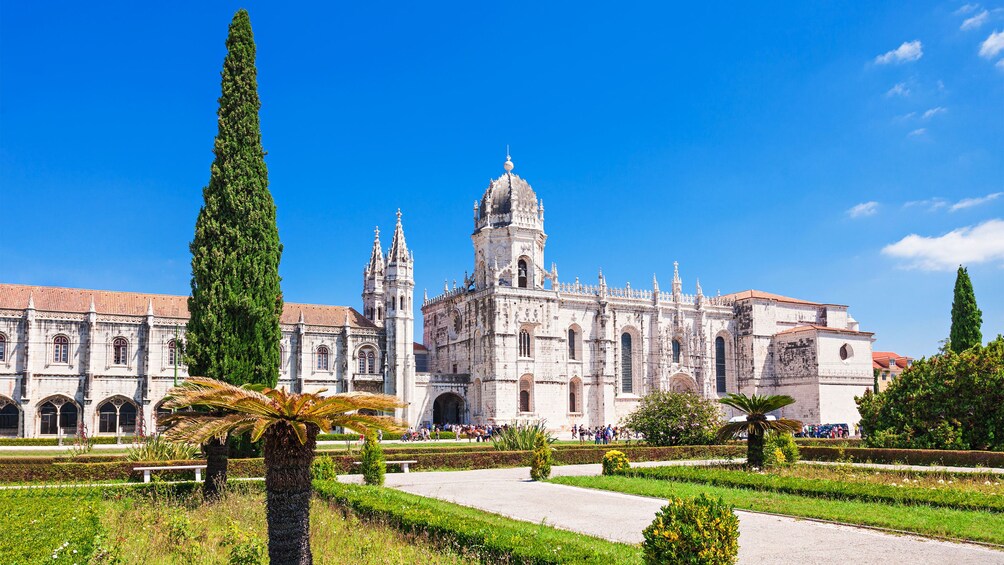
[134,464,208,483]
[353,459,418,473]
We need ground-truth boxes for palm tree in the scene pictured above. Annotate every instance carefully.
[161,377,403,565]
[717,393,801,469]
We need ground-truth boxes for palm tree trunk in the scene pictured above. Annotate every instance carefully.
[747,431,765,468]
[264,422,319,565]
[202,435,229,501]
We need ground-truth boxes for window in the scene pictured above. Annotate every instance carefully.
[53,336,69,364]
[518,259,528,288]
[621,333,633,393]
[568,328,577,360]
[113,337,128,365]
[376,306,382,321]
[0,334,6,362]
[316,346,330,371]
[520,390,531,412]
[839,343,853,361]
[39,399,77,435]
[715,336,727,393]
[452,312,462,334]
[569,391,576,413]
[358,347,377,374]
[98,400,137,434]
[167,340,178,366]
[672,339,681,364]
[568,377,582,413]
[518,329,532,358]
[0,401,17,435]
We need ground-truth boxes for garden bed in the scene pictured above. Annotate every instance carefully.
[800,446,1004,468]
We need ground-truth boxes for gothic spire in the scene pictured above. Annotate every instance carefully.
[366,226,385,274]
[672,261,682,296]
[387,209,409,264]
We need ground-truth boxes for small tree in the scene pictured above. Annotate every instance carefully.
[950,266,982,353]
[642,494,739,565]
[717,393,801,469]
[359,433,385,486]
[622,391,723,446]
[529,432,553,481]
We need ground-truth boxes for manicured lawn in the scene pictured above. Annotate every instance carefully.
[550,474,1004,545]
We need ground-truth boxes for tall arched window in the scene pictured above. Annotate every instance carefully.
[568,377,582,413]
[672,339,681,364]
[518,329,532,358]
[0,399,17,435]
[519,375,533,412]
[621,333,633,393]
[567,328,577,360]
[39,398,77,435]
[0,334,6,362]
[715,336,727,393]
[517,259,529,288]
[358,347,377,374]
[98,399,137,434]
[113,337,128,365]
[53,336,69,364]
[316,346,330,371]
[167,340,178,366]
[519,390,530,412]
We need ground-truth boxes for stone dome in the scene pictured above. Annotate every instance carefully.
[478,170,539,219]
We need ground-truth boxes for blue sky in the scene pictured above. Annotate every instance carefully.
[1,2,1002,357]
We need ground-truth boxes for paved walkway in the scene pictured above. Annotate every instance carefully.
[340,461,1004,565]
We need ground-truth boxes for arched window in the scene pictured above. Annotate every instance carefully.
[568,377,582,413]
[376,306,382,321]
[113,337,128,365]
[316,346,330,371]
[621,333,633,394]
[358,347,377,374]
[519,375,533,412]
[715,336,727,393]
[472,378,482,416]
[0,401,17,435]
[517,259,529,288]
[167,340,178,366]
[39,398,77,435]
[672,339,681,364]
[518,329,532,357]
[568,328,577,360]
[0,334,6,362]
[98,399,137,434]
[53,336,69,364]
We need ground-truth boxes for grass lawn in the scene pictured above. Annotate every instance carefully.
[550,474,1004,546]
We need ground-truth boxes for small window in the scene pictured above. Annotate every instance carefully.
[520,390,531,412]
[672,339,681,364]
[621,333,633,393]
[839,343,853,361]
[0,334,6,362]
[53,336,69,364]
[519,329,532,358]
[518,259,529,288]
[316,346,330,371]
[167,340,178,366]
[113,338,128,365]
[452,312,462,334]
[568,328,577,360]
[715,336,727,393]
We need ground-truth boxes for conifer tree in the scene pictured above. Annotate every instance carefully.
[949,266,982,353]
[186,9,282,498]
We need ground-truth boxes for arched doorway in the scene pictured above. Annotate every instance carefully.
[38,396,78,436]
[432,393,464,426]
[0,397,19,437]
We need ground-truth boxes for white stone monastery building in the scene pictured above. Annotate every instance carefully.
[0,156,874,438]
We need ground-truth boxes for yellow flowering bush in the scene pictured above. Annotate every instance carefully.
[642,494,739,565]
[602,450,631,476]
[764,432,799,468]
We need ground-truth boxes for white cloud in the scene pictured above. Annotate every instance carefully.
[908,128,927,136]
[882,219,1004,270]
[905,198,948,211]
[998,58,1004,70]
[922,106,947,119]
[886,82,911,97]
[980,30,1004,58]
[950,191,1004,211]
[847,201,880,218]
[962,10,990,30]
[875,40,924,64]
[956,3,980,15]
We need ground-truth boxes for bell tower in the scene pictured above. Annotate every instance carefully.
[384,210,416,423]
[362,226,385,326]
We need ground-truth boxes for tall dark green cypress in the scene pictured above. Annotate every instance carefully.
[949,266,982,353]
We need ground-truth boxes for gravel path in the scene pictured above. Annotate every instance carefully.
[341,462,1004,565]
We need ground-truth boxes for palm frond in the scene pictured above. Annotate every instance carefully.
[161,412,260,444]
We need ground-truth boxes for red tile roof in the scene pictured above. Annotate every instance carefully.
[872,351,911,369]
[0,284,374,329]
[775,324,874,337]
[413,342,428,352]
[722,289,847,308]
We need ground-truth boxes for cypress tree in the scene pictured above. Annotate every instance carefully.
[186,10,282,498]
[949,266,982,353]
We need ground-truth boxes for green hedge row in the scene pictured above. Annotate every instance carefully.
[314,481,641,563]
[0,458,265,484]
[800,446,1004,468]
[317,431,457,441]
[0,436,124,446]
[619,465,1004,513]
[794,438,863,447]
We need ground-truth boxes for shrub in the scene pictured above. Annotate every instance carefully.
[602,450,631,475]
[126,435,199,462]
[642,494,739,565]
[222,520,267,565]
[622,391,723,447]
[492,421,556,451]
[530,433,553,481]
[360,433,385,486]
[764,433,799,468]
[310,455,339,482]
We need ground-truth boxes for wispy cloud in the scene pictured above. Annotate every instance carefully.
[922,106,947,119]
[980,30,1004,58]
[998,58,1004,70]
[905,198,949,211]
[962,10,990,30]
[886,82,911,97]
[908,128,927,137]
[882,219,1004,270]
[951,191,1004,211]
[956,3,981,15]
[875,40,923,64]
[847,201,879,218]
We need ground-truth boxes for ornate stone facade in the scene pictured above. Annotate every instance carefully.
[417,156,875,430]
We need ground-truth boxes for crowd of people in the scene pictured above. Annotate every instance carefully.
[571,424,638,444]
[798,423,853,438]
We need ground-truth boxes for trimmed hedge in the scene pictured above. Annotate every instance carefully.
[619,465,1004,513]
[800,446,1004,468]
[318,431,457,441]
[0,436,123,446]
[0,458,265,484]
[794,438,863,447]
[315,481,641,563]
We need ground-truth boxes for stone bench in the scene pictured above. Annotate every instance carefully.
[353,459,418,473]
[133,464,208,483]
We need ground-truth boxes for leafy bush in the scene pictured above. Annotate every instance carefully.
[222,520,267,565]
[126,435,199,462]
[602,450,631,475]
[799,446,1004,468]
[530,433,553,481]
[642,494,739,565]
[622,391,723,446]
[856,336,1004,451]
[360,433,385,486]
[492,421,556,451]
[764,433,799,468]
[310,455,339,482]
